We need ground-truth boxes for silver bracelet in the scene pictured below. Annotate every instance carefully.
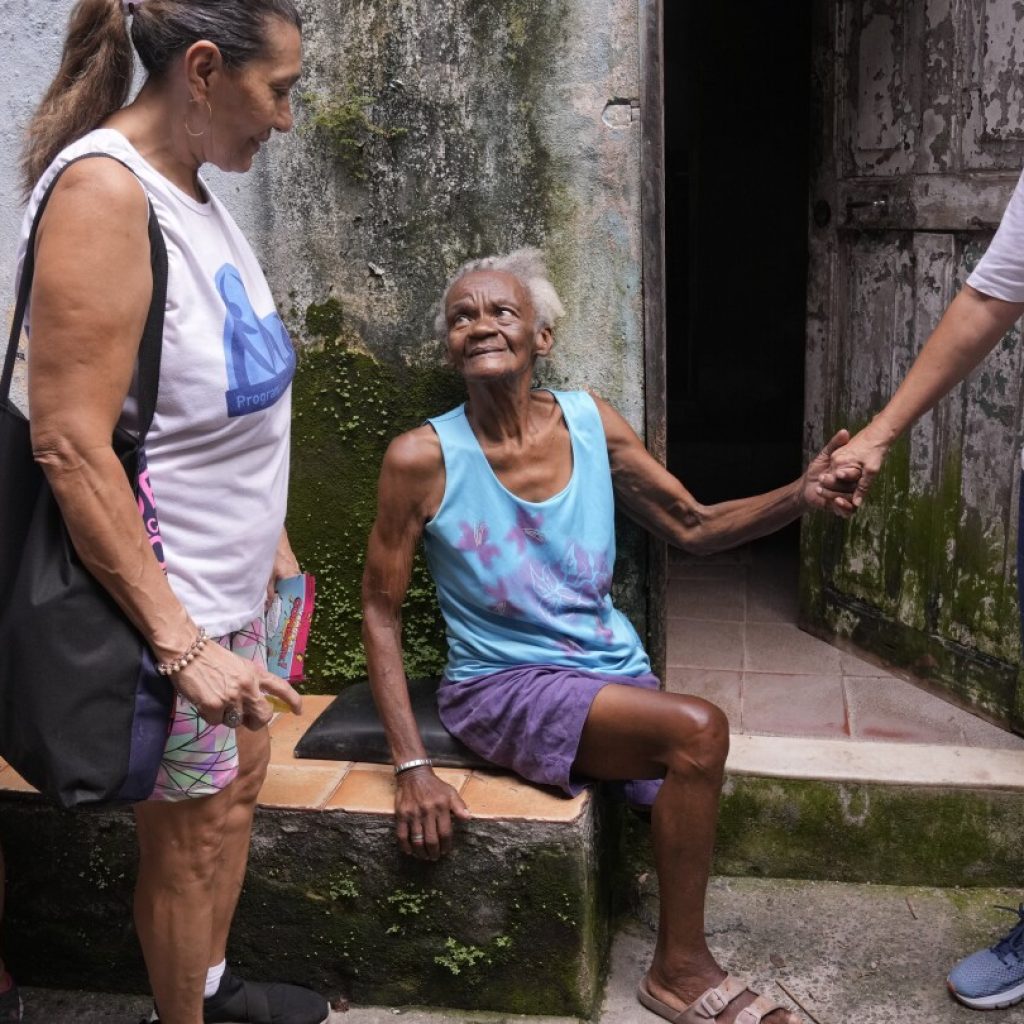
[156,627,208,676]
[394,757,433,776]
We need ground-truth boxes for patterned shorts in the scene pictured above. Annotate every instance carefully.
[147,617,266,803]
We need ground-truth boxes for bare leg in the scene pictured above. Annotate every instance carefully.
[574,685,799,1024]
[133,730,267,1024]
[208,726,270,965]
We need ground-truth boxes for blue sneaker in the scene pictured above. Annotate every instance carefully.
[948,904,1024,1010]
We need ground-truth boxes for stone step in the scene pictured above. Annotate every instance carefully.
[0,697,608,1018]
[709,734,1024,887]
[3,702,1023,1018]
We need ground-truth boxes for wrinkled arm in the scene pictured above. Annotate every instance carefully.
[594,394,848,554]
[362,430,469,859]
[822,286,1024,514]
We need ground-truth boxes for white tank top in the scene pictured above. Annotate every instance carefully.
[18,128,295,635]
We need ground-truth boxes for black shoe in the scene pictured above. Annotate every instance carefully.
[203,968,329,1024]
[148,968,329,1024]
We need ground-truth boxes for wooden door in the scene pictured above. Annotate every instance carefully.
[803,0,1024,731]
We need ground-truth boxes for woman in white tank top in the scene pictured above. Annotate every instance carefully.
[14,3,327,1023]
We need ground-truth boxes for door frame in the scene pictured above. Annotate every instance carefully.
[640,0,668,677]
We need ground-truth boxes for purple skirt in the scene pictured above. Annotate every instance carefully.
[437,664,664,807]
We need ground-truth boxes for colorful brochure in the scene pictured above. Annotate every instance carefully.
[266,573,316,683]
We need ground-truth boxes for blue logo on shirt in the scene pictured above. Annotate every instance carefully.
[217,264,295,418]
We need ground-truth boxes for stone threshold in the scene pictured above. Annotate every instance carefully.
[729,733,1024,791]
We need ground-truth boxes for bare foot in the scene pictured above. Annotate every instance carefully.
[642,965,802,1024]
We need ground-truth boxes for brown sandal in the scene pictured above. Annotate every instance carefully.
[637,973,793,1023]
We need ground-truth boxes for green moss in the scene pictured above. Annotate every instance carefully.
[287,325,464,689]
[304,298,345,341]
[621,777,1024,892]
[300,89,407,182]
[801,422,1024,727]
[714,778,1024,887]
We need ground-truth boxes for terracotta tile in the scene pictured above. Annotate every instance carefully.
[742,673,849,738]
[460,771,588,821]
[433,768,471,791]
[0,767,38,794]
[349,760,392,774]
[257,763,345,809]
[268,694,340,767]
[667,578,745,621]
[325,768,397,814]
[667,618,744,670]
[845,676,967,745]
[665,668,742,728]
[744,623,841,675]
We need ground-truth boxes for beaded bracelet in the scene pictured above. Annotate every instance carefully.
[156,627,208,676]
[394,757,433,776]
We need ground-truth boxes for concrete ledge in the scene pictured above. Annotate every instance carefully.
[728,734,1024,791]
[0,698,608,1017]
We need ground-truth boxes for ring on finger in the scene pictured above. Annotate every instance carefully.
[410,833,425,843]
[223,706,243,729]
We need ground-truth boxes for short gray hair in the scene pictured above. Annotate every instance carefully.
[434,247,565,340]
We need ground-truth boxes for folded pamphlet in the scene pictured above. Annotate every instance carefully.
[266,573,316,687]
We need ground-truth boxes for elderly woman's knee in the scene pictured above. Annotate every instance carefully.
[663,696,729,778]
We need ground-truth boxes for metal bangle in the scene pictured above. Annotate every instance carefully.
[394,757,433,776]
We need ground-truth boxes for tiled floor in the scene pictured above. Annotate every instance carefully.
[667,535,1024,752]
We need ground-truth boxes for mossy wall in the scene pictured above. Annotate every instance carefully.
[0,795,609,1016]
[247,0,646,689]
[622,775,1024,891]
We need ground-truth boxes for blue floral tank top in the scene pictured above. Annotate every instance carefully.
[423,389,651,682]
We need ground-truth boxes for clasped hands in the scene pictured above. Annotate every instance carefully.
[808,422,892,519]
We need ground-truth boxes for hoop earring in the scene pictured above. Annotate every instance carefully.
[184,97,213,138]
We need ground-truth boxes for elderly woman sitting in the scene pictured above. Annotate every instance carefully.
[362,249,847,1024]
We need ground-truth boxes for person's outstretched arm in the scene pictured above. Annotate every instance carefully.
[361,427,470,861]
[820,285,1024,516]
[592,394,850,554]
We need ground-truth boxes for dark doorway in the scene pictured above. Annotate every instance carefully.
[664,4,813,503]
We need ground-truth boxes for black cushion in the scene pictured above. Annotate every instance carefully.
[294,677,490,769]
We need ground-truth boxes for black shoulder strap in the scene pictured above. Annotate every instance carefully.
[0,153,168,441]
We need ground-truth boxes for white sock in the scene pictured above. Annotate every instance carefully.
[205,959,227,999]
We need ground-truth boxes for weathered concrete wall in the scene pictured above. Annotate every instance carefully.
[0,0,647,688]
[257,0,646,683]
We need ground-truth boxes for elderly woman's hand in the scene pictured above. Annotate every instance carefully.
[173,639,302,731]
[800,428,862,516]
[395,766,472,861]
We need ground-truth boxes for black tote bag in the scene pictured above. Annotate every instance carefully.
[0,154,174,808]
